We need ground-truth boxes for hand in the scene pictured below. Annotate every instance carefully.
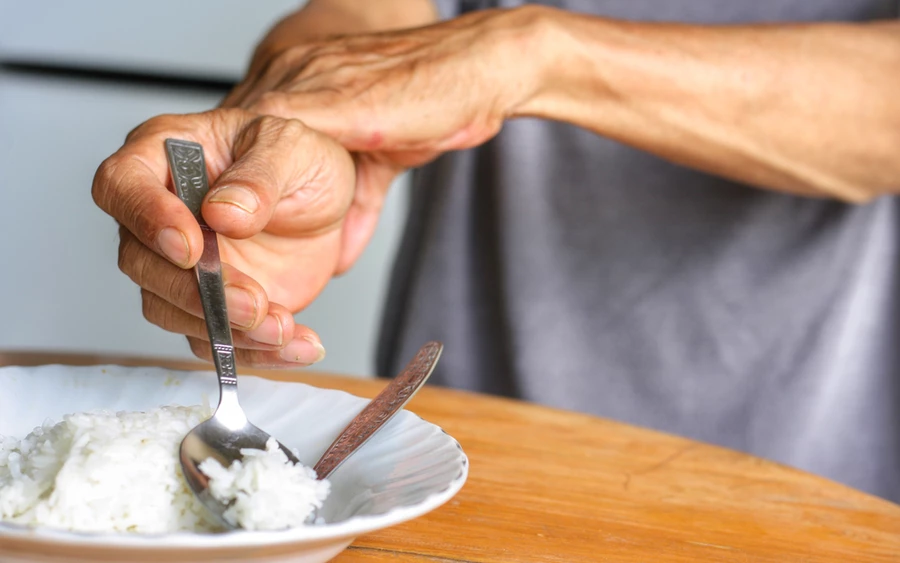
[92,109,357,367]
[222,6,546,180]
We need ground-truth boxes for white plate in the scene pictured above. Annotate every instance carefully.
[0,364,468,562]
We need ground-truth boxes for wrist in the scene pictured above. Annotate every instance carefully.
[485,5,563,120]
[504,6,621,124]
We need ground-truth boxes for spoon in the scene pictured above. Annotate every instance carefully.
[165,138,443,529]
[166,138,296,528]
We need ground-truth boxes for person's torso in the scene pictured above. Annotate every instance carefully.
[378,0,900,502]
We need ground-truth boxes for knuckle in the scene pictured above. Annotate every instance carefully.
[254,113,282,133]
[140,289,158,324]
[117,228,155,292]
[116,228,134,277]
[118,184,149,240]
[329,65,360,87]
[91,155,122,212]
[93,153,155,242]
[132,242,156,292]
[122,162,166,232]
[301,45,347,74]
[276,116,308,141]
[271,45,311,74]
[265,51,292,77]
[249,113,310,145]
[187,337,209,360]
[124,114,176,143]
[166,270,195,313]
[123,120,152,145]
[160,302,180,333]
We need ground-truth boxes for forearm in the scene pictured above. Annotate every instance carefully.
[513,7,900,202]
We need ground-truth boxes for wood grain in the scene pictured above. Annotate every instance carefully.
[2,351,899,562]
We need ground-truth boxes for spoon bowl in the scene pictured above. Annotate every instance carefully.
[179,412,301,528]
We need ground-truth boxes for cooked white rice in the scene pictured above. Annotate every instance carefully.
[199,438,329,531]
[0,406,329,534]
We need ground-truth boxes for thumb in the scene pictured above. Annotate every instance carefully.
[203,114,356,240]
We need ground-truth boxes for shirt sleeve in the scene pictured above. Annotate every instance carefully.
[431,0,462,20]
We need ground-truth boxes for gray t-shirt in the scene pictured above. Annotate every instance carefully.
[376,0,900,503]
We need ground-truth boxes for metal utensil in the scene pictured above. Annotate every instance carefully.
[165,138,444,529]
[313,340,442,479]
[166,138,300,529]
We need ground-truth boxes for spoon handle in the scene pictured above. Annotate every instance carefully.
[164,139,239,404]
[313,341,444,480]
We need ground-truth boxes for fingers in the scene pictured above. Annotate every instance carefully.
[119,227,269,330]
[142,290,297,351]
[123,220,328,367]
[187,324,327,368]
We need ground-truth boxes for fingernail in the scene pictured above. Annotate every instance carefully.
[247,314,283,346]
[224,284,258,329]
[156,227,190,267]
[208,186,259,214]
[280,335,326,364]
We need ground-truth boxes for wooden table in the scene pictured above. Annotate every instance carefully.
[2,351,900,562]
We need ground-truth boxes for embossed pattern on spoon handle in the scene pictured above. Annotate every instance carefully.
[313,341,443,480]
[164,139,239,400]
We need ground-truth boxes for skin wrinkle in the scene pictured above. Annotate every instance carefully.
[207,110,249,175]
[92,156,127,221]
[133,224,163,296]
[164,258,198,316]
[117,229,143,286]
[121,229,199,316]
[140,288,159,326]
[160,292,187,334]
